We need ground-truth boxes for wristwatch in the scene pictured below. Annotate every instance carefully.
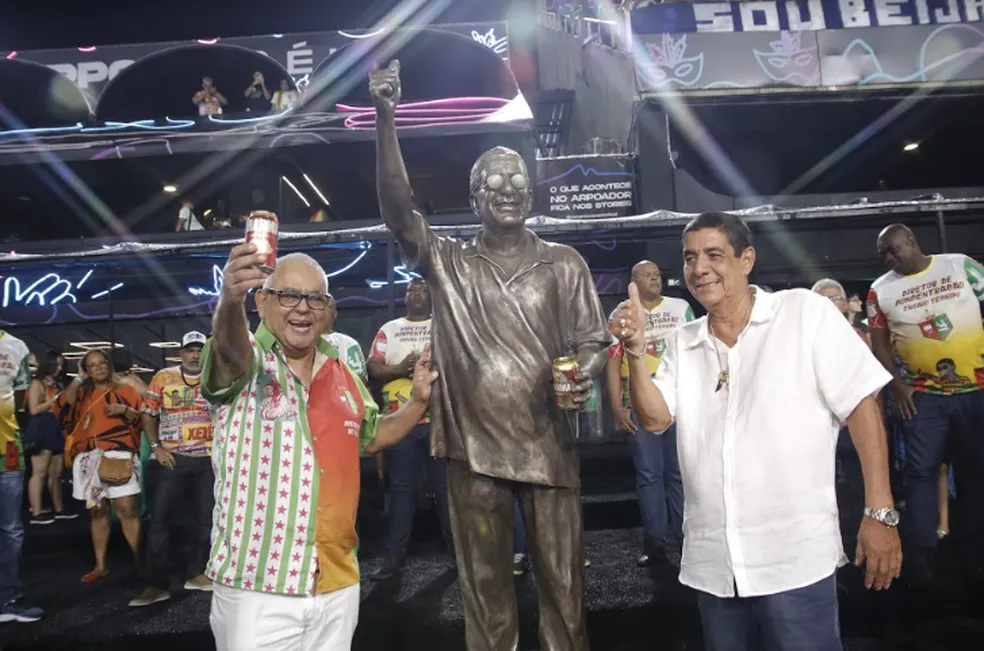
[149,441,161,451]
[864,507,900,528]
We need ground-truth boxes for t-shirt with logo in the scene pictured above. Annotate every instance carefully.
[324,332,367,383]
[867,253,984,395]
[609,297,694,407]
[369,317,431,422]
[0,331,30,473]
[142,367,213,457]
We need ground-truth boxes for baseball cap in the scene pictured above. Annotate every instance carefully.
[181,331,207,349]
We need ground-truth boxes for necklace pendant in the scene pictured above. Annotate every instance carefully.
[715,370,729,393]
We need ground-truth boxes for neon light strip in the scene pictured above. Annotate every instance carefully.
[187,243,373,296]
[197,38,219,45]
[5,52,16,59]
[344,113,499,128]
[91,283,123,300]
[281,176,310,207]
[348,107,506,116]
[76,269,93,288]
[338,28,388,39]
[0,122,84,137]
[335,96,511,112]
[77,46,97,52]
[207,110,291,125]
[367,265,421,289]
[303,173,331,205]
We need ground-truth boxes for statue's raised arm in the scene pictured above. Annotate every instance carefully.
[371,60,432,270]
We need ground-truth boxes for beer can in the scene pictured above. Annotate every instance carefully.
[245,211,279,273]
[553,356,579,411]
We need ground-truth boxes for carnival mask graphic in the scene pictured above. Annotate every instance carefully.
[641,34,704,90]
[753,31,819,86]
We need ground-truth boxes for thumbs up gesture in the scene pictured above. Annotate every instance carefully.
[610,281,647,351]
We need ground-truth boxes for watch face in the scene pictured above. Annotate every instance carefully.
[884,509,900,527]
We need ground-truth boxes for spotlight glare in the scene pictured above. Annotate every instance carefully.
[903,142,919,152]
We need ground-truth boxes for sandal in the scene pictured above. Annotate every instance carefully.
[81,569,108,583]
[937,529,949,539]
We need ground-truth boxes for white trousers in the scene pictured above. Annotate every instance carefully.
[210,583,360,651]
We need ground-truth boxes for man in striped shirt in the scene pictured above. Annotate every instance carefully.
[202,248,438,651]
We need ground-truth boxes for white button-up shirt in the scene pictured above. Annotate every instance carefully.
[653,287,890,598]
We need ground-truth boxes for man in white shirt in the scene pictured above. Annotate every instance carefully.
[611,212,902,651]
[368,279,452,578]
[175,200,204,232]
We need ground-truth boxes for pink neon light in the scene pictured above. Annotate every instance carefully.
[345,113,499,129]
[335,96,510,112]
[345,115,506,131]
[197,38,220,45]
[338,96,517,130]
[77,46,97,53]
[5,51,17,60]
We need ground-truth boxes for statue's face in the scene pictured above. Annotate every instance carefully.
[470,149,532,230]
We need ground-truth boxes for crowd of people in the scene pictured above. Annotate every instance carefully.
[0,59,982,651]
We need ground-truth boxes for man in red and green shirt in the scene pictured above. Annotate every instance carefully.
[203,248,437,650]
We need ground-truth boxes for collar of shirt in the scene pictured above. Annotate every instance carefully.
[463,228,554,279]
[254,322,338,378]
[683,285,774,350]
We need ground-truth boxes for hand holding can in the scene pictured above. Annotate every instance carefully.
[245,211,279,273]
[553,356,579,411]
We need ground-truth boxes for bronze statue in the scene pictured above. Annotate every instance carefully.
[371,60,610,651]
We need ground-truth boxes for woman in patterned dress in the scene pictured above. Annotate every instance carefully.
[60,349,144,583]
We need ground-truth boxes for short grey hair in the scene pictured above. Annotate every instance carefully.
[262,252,328,292]
[811,278,846,299]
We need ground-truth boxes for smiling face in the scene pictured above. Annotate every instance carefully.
[683,227,755,311]
[469,148,532,232]
[255,257,330,359]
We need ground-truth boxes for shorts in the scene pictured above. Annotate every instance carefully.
[24,412,65,455]
[72,450,142,501]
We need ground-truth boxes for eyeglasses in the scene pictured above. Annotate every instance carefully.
[485,173,528,191]
[262,289,330,311]
[826,295,846,303]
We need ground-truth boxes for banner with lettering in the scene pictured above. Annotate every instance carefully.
[629,0,984,34]
[534,155,636,219]
[3,23,509,98]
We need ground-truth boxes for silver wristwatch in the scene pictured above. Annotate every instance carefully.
[864,507,900,528]
[149,441,161,451]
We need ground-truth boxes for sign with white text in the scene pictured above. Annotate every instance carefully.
[629,0,984,34]
[534,155,636,220]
